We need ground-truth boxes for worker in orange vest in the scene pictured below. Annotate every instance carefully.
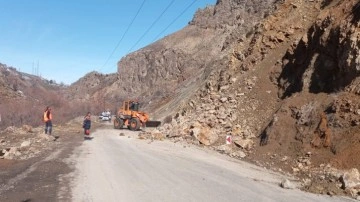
[43,106,53,135]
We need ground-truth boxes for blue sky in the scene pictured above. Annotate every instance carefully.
[0,0,216,85]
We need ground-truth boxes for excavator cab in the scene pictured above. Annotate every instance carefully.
[129,101,139,111]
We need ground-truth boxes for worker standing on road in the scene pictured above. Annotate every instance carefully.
[43,106,53,135]
[83,112,92,140]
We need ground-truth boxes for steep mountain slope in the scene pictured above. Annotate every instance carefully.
[150,0,360,197]
[67,0,277,119]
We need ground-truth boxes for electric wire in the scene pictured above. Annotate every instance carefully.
[100,0,146,71]
[127,0,176,53]
[101,0,205,73]
[152,0,197,42]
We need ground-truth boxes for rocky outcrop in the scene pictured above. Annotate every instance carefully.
[277,1,360,97]
[67,71,117,100]
[112,0,276,113]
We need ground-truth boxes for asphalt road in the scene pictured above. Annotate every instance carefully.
[65,128,352,202]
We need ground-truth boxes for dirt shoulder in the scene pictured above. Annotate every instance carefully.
[0,119,104,202]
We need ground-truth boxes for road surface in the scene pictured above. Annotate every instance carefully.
[64,128,352,202]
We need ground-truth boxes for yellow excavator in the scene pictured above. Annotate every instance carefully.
[113,100,161,131]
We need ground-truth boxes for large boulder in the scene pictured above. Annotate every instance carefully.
[191,124,219,146]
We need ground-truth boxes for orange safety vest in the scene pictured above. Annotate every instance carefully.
[43,110,52,122]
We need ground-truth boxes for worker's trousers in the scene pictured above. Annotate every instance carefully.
[45,121,52,135]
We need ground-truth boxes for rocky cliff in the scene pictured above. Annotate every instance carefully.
[98,0,277,115]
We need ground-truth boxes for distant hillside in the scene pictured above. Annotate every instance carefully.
[0,64,94,129]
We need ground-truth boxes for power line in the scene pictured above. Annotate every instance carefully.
[153,0,197,42]
[128,0,176,53]
[101,0,201,72]
[100,0,147,71]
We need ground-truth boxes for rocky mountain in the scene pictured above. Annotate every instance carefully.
[65,71,118,110]
[68,0,277,119]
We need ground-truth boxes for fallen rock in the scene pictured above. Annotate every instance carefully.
[216,144,233,154]
[280,179,296,189]
[22,125,33,133]
[38,133,56,141]
[191,126,218,146]
[20,140,31,148]
[152,132,165,141]
[138,133,150,140]
[230,150,246,158]
[339,168,360,190]
[233,138,253,150]
[3,147,21,160]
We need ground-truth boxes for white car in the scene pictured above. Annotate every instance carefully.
[99,113,112,121]
[101,116,111,121]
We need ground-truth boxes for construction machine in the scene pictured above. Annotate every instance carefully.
[113,100,161,131]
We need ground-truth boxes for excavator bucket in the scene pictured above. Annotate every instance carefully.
[145,120,161,127]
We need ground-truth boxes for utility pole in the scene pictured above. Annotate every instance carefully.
[37,60,39,76]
